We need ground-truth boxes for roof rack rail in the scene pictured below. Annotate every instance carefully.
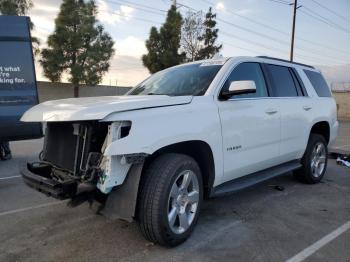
[256,56,315,69]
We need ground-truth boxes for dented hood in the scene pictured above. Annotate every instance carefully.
[21,95,192,122]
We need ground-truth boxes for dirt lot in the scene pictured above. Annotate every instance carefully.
[0,122,349,262]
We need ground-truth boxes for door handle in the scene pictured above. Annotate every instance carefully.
[303,106,312,111]
[265,108,278,115]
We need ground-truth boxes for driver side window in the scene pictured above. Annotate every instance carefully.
[222,62,268,99]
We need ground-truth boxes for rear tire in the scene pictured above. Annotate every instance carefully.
[293,134,328,184]
[138,153,203,246]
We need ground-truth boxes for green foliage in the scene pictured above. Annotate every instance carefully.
[40,0,115,97]
[142,5,185,73]
[0,0,32,15]
[197,7,222,60]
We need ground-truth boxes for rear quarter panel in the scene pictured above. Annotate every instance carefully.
[296,67,338,149]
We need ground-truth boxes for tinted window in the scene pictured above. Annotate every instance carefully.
[290,69,307,96]
[304,70,331,97]
[222,62,268,99]
[129,63,222,96]
[267,64,298,97]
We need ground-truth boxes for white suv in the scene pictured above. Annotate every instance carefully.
[21,56,338,246]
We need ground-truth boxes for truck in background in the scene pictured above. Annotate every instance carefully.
[0,16,42,141]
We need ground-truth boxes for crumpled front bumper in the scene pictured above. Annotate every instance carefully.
[21,163,77,200]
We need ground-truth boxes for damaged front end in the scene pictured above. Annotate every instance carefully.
[21,120,143,205]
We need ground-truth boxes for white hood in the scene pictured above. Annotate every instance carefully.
[21,95,193,122]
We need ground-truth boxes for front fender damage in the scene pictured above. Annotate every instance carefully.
[97,122,148,194]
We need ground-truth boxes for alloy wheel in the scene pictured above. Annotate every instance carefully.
[167,170,200,234]
[310,142,327,177]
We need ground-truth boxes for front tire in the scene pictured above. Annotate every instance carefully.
[294,134,328,184]
[138,153,203,246]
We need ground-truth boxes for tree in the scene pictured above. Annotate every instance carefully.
[142,5,185,73]
[40,0,114,97]
[0,0,32,15]
[181,10,204,62]
[197,7,222,60]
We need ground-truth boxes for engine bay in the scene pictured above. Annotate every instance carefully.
[43,122,108,180]
[22,121,110,199]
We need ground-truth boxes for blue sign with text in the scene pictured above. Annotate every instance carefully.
[0,16,42,141]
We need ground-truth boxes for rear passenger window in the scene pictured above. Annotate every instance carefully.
[304,70,331,97]
[222,62,268,99]
[267,64,298,97]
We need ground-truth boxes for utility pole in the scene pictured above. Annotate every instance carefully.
[173,0,176,7]
[290,0,298,62]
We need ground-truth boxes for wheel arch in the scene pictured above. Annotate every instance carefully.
[310,121,330,144]
[102,140,216,222]
[143,140,216,199]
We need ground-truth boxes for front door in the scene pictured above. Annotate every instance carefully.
[217,62,281,183]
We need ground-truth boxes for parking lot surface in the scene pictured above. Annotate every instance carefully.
[331,120,350,154]
[1,122,349,262]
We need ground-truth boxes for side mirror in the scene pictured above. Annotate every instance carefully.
[220,80,257,100]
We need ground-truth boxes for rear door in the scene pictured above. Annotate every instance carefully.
[263,64,310,162]
[217,62,281,183]
[0,16,42,141]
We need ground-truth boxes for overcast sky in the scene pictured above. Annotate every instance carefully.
[29,0,350,86]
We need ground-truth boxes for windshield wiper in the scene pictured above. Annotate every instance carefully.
[147,92,164,95]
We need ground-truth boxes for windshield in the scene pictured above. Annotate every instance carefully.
[129,62,223,96]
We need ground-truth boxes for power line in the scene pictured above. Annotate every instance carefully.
[202,0,290,38]
[222,41,261,55]
[180,1,348,65]
[301,5,350,34]
[104,0,342,63]
[33,1,349,66]
[110,1,284,58]
[221,31,288,55]
[221,30,343,65]
[264,0,350,55]
[267,0,291,5]
[104,0,166,16]
[200,0,350,59]
[310,0,350,24]
[194,1,349,63]
[80,0,350,60]
[218,16,341,63]
[216,17,290,46]
[107,0,167,13]
[300,9,348,34]
[294,53,330,65]
[176,2,197,11]
[222,41,328,65]
[293,33,350,57]
[269,0,350,34]
[99,9,163,25]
